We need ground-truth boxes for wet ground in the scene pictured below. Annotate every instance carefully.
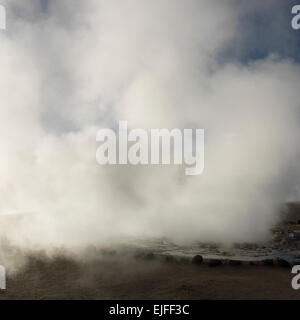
[0,250,298,300]
[122,224,300,266]
[1,205,300,299]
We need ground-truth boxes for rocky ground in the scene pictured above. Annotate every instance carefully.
[1,202,300,300]
[0,251,298,300]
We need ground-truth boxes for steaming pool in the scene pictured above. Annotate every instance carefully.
[124,237,300,264]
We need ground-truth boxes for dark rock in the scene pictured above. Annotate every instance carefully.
[208,259,222,267]
[229,260,242,266]
[263,259,274,266]
[192,255,203,265]
[291,260,300,267]
[276,258,290,268]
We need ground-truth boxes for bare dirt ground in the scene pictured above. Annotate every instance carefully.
[0,253,298,300]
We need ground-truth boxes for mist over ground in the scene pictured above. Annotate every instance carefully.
[0,0,299,253]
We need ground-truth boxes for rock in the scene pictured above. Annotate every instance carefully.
[263,259,274,266]
[229,260,242,266]
[208,259,222,267]
[276,258,290,268]
[192,255,203,265]
[291,260,300,267]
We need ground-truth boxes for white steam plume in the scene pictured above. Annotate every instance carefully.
[0,0,299,248]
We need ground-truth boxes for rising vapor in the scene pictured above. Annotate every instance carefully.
[0,0,299,250]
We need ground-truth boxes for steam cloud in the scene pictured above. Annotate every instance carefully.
[0,0,299,249]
